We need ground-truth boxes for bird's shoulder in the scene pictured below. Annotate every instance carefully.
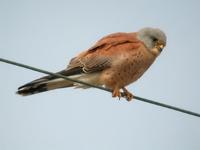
[66,32,143,72]
[87,32,141,52]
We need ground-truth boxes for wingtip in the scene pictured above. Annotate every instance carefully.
[16,89,29,96]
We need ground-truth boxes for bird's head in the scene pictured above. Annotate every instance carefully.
[137,27,167,56]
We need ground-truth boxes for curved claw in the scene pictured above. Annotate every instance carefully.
[122,87,134,101]
[112,88,121,100]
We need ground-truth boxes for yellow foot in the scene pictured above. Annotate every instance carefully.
[122,87,134,101]
[112,88,121,100]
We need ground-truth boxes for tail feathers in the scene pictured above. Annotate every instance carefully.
[17,82,48,96]
[17,68,98,96]
[17,77,73,96]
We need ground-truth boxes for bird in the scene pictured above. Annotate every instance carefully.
[17,27,167,101]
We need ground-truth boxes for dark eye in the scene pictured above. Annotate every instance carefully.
[152,37,158,42]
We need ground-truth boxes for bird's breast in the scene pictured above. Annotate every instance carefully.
[100,48,156,88]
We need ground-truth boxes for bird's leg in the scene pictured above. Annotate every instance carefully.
[112,87,121,100]
[122,87,133,101]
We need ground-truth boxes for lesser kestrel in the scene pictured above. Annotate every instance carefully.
[17,27,167,101]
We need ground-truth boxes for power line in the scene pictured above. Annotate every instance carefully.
[0,57,200,118]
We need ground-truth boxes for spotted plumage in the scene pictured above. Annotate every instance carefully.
[17,27,167,101]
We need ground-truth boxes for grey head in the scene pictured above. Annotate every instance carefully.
[137,27,167,55]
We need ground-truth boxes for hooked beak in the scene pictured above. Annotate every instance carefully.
[151,41,165,56]
[158,44,164,52]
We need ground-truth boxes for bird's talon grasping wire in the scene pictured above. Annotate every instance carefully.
[112,88,121,100]
[122,87,134,101]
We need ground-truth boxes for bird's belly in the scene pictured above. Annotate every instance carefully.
[100,58,154,89]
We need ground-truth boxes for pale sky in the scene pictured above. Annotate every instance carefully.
[1,0,200,150]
